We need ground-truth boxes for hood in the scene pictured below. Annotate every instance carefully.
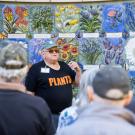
[78,101,135,125]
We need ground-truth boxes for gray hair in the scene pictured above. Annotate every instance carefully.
[0,66,28,82]
[73,68,99,107]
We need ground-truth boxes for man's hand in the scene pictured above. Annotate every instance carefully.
[68,61,81,86]
[68,61,81,72]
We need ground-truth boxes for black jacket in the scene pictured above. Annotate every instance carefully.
[0,89,55,135]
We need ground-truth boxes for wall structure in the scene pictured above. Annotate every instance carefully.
[0,0,135,90]
[0,0,117,2]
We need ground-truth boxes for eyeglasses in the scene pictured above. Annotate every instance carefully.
[47,48,59,53]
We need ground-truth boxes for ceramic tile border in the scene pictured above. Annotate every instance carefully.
[83,0,112,1]
[51,0,82,2]
[0,0,50,2]
[0,0,115,2]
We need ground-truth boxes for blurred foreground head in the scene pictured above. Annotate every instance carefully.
[92,66,132,105]
[74,68,99,106]
[0,42,27,82]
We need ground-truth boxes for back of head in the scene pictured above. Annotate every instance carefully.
[80,68,99,91]
[92,66,131,100]
[0,42,27,82]
[75,68,99,106]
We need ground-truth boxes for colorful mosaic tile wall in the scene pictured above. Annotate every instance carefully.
[0,2,135,90]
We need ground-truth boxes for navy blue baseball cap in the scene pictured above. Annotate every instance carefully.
[92,66,131,100]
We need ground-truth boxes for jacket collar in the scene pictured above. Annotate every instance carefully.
[78,101,135,125]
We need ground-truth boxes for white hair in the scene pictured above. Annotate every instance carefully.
[73,68,99,107]
[0,66,28,82]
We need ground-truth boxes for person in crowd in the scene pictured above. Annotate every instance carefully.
[25,39,81,129]
[75,68,99,107]
[57,66,135,135]
[0,43,55,135]
[56,68,99,132]
[126,95,135,114]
